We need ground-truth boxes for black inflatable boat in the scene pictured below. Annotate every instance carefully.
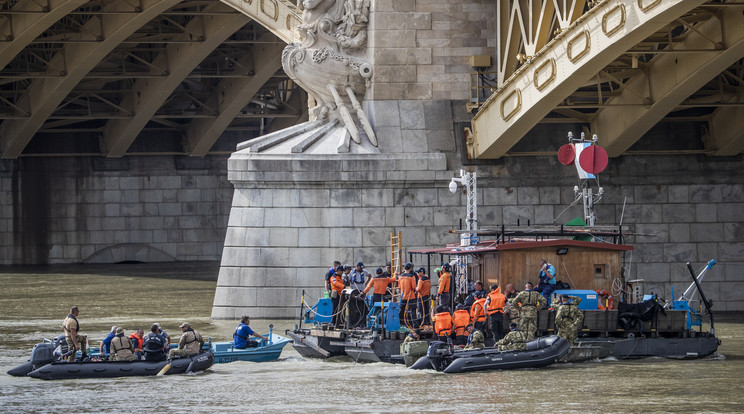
[409,335,570,373]
[8,341,214,380]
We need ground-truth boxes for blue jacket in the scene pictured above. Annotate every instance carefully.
[233,323,255,348]
[102,332,115,354]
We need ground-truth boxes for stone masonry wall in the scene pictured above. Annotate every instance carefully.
[368,0,495,101]
[0,156,231,265]
[470,154,744,312]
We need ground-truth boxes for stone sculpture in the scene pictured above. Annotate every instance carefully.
[282,0,377,147]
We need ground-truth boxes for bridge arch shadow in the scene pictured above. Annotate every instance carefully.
[83,243,175,264]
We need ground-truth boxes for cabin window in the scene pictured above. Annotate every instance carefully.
[594,264,606,278]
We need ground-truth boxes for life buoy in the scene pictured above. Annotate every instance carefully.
[595,289,614,310]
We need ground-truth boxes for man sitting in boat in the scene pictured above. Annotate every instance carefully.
[234,315,268,349]
[154,323,170,346]
[99,325,117,357]
[495,322,527,352]
[168,322,204,358]
[463,323,485,350]
[110,327,136,361]
[129,328,145,360]
[143,324,168,361]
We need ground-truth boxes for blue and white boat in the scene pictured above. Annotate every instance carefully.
[210,326,292,364]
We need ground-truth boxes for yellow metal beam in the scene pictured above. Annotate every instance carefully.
[219,0,300,44]
[710,89,744,156]
[471,0,706,159]
[591,5,744,157]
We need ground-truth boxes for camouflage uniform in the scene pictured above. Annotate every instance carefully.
[168,328,204,358]
[464,330,485,349]
[552,296,583,344]
[505,298,520,325]
[514,289,547,340]
[496,329,527,351]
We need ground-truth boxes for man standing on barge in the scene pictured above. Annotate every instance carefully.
[436,263,452,307]
[552,294,584,344]
[514,282,546,340]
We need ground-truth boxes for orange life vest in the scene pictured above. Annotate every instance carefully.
[471,298,487,323]
[434,312,452,336]
[330,274,345,293]
[452,309,470,336]
[128,333,144,350]
[487,288,506,315]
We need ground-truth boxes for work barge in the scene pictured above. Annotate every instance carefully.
[287,225,719,364]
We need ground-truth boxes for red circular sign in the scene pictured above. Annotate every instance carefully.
[557,144,575,165]
[579,145,608,174]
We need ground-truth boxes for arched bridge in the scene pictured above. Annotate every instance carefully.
[469,0,744,159]
[0,0,304,159]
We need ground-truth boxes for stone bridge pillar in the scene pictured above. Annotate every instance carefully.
[212,0,495,319]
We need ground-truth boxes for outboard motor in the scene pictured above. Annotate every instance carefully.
[7,342,57,377]
[426,341,453,371]
[31,343,57,366]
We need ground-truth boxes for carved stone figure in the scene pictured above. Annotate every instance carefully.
[282,0,377,147]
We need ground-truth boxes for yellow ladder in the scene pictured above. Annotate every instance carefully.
[390,231,402,275]
[390,231,402,301]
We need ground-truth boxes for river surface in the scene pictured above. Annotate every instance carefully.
[1,263,742,413]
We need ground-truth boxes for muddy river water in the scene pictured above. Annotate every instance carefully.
[1,263,742,413]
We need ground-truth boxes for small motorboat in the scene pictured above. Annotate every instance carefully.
[211,328,291,364]
[409,335,570,374]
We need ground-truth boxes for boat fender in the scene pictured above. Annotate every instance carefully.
[595,289,614,310]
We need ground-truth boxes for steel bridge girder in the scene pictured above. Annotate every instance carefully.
[185,37,285,156]
[0,0,183,159]
[0,0,90,71]
[101,4,251,157]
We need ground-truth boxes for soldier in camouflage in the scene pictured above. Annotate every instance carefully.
[463,323,485,350]
[505,297,520,326]
[513,282,547,340]
[552,294,584,344]
[495,322,527,351]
